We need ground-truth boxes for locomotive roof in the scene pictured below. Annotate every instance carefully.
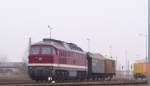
[33,38,84,53]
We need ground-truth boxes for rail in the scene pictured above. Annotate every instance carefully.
[0,80,147,86]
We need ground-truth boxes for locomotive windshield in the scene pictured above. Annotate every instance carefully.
[31,47,40,55]
[31,46,54,55]
[41,47,52,54]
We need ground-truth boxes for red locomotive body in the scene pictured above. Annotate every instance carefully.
[28,39,87,81]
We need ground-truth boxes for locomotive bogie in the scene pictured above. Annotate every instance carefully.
[28,66,53,81]
[28,66,87,81]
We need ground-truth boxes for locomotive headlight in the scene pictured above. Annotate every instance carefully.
[28,67,33,70]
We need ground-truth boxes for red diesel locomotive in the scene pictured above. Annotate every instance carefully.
[28,38,87,81]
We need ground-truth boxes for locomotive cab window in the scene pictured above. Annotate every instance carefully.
[31,47,40,55]
[41,47,52,54]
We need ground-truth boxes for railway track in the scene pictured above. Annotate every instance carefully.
[0,80,147,86]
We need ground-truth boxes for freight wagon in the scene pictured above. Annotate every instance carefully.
[87,53,116,80]
[133,60,147,79]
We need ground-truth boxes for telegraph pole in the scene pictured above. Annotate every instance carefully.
[139,33,148,62]
[125,50,128,79]
[146,35,148,62]
[109,45,112,58]
[148,0,150,85]
[29,37,31,48]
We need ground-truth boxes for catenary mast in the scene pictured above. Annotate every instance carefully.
[148,0,150,85]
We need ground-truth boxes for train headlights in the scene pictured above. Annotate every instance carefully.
[28,67,33,70]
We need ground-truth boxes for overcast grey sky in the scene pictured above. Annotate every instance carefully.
[0,0,148,68]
